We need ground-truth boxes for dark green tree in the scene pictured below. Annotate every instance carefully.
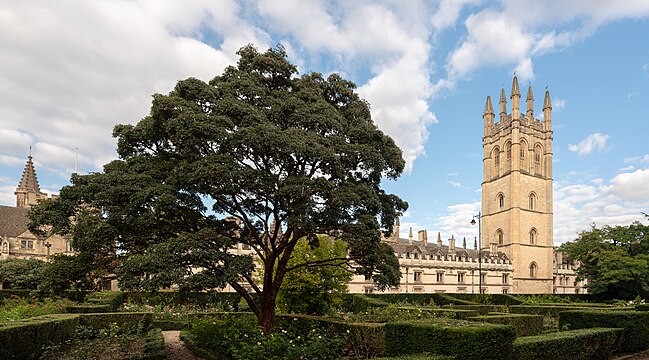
[29,45,407,331]
[0,258,45,289]
[276,236,352,315]
[559,219,649,300]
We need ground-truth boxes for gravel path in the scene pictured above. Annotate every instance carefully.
[162,330,204,360]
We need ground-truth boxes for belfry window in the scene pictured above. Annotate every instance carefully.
[530,228,537,245]
[498,194,505,209]
[496,229,504,245]
[529,193,536,210]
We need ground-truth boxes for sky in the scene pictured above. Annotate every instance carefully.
[1,0,649,246]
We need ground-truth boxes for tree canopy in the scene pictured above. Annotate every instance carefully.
[29,45,407,331]
[0,258,45,289]
[559,218,649,300]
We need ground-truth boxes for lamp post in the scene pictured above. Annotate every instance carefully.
[470,212,482,294]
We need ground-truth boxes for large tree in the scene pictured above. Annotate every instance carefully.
[29,45,407,331]
[0,258,45,289]
[559,218,649,300]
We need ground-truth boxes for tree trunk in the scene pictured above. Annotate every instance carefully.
[259,291,277,333]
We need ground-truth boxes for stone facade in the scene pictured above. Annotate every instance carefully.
[0,156,72,268]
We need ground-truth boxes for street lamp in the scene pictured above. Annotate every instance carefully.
[470,212,482,294]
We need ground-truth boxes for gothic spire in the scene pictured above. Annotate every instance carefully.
[511,72,520,97]
[526,85,534,118]
[543,87,552,110]
[499,86,507,119]
[463,236,467,248]
[484,96,494,116]
[16,154,41,193]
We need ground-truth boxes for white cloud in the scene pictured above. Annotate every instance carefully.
[430,0,479,30]
[434,202,481,242]
[553,98,567,111]
[608,169,649,200]
[448,181,463,188]
[568,133,609,155]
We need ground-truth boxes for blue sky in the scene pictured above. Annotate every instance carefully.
[1,1,648,245]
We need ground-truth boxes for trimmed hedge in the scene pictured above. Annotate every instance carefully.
[635,303,649,311]
[124,291,244,309]
[396,306,479,320]
[365,293,476,306]
[78,312,153,331]
[469,314,543,336]
[512,327,623,360]
[341,294,391,313]
[509,305,612,317]
[0,289,87,302]
[559,309,649,353]
[66,304,111,313]
[444,304,508,315]
[374,354,455,360]
[142,328,167,360]
[449,293,523,305]
[86,291,127,311]
[152,319,190,330]
[0,314,80,360]
[384,319,516,359]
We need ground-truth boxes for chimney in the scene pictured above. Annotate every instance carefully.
[437,232,443,248]
[449,235,456,252]
[418,230,428,244]
[408,226,413,245]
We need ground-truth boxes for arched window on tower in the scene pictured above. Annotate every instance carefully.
[505,141,512,172]
[529,228,537,245]
[529,262,538,278]
[493,147,500,177]
[529,193,536,210]
[534,144,543,176]
[520,140,527,172]
[496,229,504,245]
[2,242,7,253]
[497,193,505,209]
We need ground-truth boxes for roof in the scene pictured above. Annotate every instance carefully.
[388,237,510,262]
[0,205,30,237]
[16,155,41,193]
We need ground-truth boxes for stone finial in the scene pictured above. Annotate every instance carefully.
[511,72,520,97]
[408,226,413,244]
[499,87,507,120]
[449,235,456,251]
[490,243,497,256]
[526,85,534,118]
[484,96,494,116]
[462,236,467,249]
[417,229,428,243]
[437,232,443,247]
[543,87,552,110]
[543,87,552,129]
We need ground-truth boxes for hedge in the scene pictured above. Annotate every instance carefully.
[86,291,127,311]
[449,293,523,305]
[365,293,476,306]
[469,314,543,336]
[66,304,112,313]
[374,354,455,360]
[559,309,649,353]
[512,327,623,360]
[78,312,153,332]
[341,294,391,312]
[509,305,612,317]
[396,306,479,320]
[142,328,167,360]
[444,304,508,315]
[635,303,649,311]
[123,291,244,309]
[0,314,80,360]
[384,319,516,359]
[0,289,87,302]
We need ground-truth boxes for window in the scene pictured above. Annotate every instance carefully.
[529,262,538,278]
[529,193,536,210]
[20,240,33,250]
[520,140,527,170]
[436,272,444,283]
[529,228,537,245]
[413,253,418,259]
[534,145,543,175]
[457,273,465,283]
[481,273,487,284]
[406,252,410,259]
[498,194,505,209]
[506,142,512,161]
[414,271,422,283]
[502,274,508,284]
[364,287,373,294]
[502,288,509,294]
[2,242,7,252]
[493,147,500,176]
[496,229,504,245]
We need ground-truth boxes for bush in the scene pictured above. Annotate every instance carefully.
[66,304,111,313]
[124,291,242,309]
[341,294,390,313]
[444,304,508,315]
[364,293,475,306]
[78,312,153,332]
[635,303,649,311]
[0,314,80,360]
[143,328,167,360]
[469,314,543,336]
[509,305,612,317]
[1,297,75,322]
[383,319,516,359]
[559,310,649,353]
[86,291,127,311]
[449,293,523,305]
[512,327,623,360]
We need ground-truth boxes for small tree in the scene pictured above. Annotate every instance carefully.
[29,45,407,331]
[560,219,649,300]
[0,258,45,289]
[277,236,352,315]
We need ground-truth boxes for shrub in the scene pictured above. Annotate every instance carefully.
[469,314,543,336]
[383,319,516,359]
[0,297,75,322]
[512,327,623,360]
[0,314,80,360]
[341,294,390,313]
[635,303,649,311]
[86,291,127,311]
[449,293,523,305]
[78,312,153,332]
[66,304,111,313]
[509,305,612,317]
[443,304,508,315]
[365,293,475,306]
[143,328,167,360]
[559,309,649,353]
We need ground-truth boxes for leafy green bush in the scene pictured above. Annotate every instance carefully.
[66,304,111,313]
[0,314,80,360]
[124,291,242,309]
[143,328,167,360]
[343,305,476,323]
[509,305,612,317]
[512,327,623,360]
[469,314,543,336]
[449,293,523,305]
[0,297,74,323]
[365,293,475,306]
[383,319,516,359]
[0,258,45,289]
[340,294,390,313]
[86,291,127,311]
[635,303,649,311]
[443,304,508,315]
[78,312,153,332]
[559,309,649,353]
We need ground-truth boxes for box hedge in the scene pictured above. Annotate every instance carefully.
[449,293,523,305]
[0,314,79,360]
[469,314,543,336]
[396,306,479,320]
[384,319,516,359]
[559,309,649,353]
[509,305,612,317]
[142,328,167,360]
[78,312,153,331]
[66,304,112,313]
[365,293,476,306]
[444,304,508,315]
[341,294,391,312]
[512,327,623,360]
[635,303,649,311]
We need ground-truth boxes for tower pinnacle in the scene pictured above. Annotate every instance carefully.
[499,87,507,120]
[511,73,521,119]
[15,153,46,207]
[526,85,534,118]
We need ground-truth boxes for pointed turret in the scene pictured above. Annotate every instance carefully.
[437,232,443,248]
[15,154,46,208]
[511,73,520,119]
[462,237,467,249]
[526,85,534,118]
[408,226,413,244]
[391,217,400,241]
[483,96,495,136]
[543,87,552,130]
[499,87,507,120]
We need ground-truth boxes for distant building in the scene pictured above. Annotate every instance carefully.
[349,75,586,294]
[0,155,72,280]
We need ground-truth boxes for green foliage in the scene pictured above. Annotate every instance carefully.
[512,327,623,360]
[340,294,390,313]
[77,312,154,333]
[185,315,345,360]
[143,328,167,360]
[365,293,475,306]
[509,304,614,317]
[0,258,45,289]
[635,303,649,311]
[469,314,544,336]
[345,306,478,323]
[383,319,516,359]
[449,293,523,305]
[277,237,352,315]
[38,253,99,294]
[66,304,112,313]
[123,290,241,309]
[0,297,74,323]
[0,314,80,360]
[28,45,407,332]
[559,309,649,353]
[560,221,649,300]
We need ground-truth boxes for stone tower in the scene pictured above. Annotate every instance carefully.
[15,154,47,208]
[481,74,554,293]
